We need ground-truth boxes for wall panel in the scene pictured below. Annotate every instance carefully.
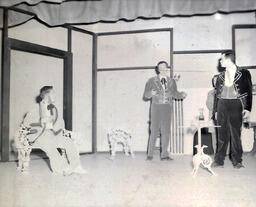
[97,69,155,151]
[9,51,63,159]
[72,31,93,152]
[98,32,170,68]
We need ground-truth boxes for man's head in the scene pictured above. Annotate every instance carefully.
[220,50,235,68]
[155,61,170,77]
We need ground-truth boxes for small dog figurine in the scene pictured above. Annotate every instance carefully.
[192,145,217,177]
[14,124,33,172]
[107,129,135,159]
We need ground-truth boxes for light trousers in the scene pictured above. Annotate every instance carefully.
[147,103,172,158]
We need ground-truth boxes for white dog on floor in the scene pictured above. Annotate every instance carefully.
[192,145,217,177]
[107,129,135,159]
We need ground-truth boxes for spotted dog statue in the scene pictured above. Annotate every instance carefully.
[192,145,217,177]
[107,129,135,159]
[14,124,33,172]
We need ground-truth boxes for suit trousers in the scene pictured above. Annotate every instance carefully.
[147,103,172,158]
[214,99,243,165]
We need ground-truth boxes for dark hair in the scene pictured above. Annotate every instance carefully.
[155,61,169,74]
[40,86,53,94]
[221,50,235,63]
[217,58,225,72]
[36,86,53,103]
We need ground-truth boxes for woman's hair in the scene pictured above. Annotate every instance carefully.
[155,61,169,74]
[36,86,53,103]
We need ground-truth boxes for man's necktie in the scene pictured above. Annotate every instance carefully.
[161,78,167,89]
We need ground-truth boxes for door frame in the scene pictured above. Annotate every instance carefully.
[1,30,73,162]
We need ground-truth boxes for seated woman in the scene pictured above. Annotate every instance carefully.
[23,86,87,175]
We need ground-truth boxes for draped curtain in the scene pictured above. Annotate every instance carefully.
[1,0,256,27]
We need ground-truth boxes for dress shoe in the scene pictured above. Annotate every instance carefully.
[233,163,244,169]
[160,156,173,161]
[146,156,153,161]
[212,161,224,168]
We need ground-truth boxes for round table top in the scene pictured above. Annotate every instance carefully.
[180,120,220,128]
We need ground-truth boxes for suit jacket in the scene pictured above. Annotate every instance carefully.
[144,76,184,104]
[213,69,252,113]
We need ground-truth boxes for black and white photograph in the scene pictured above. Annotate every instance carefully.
[0,0,256,206]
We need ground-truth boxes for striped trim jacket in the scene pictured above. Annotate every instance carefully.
[213,68,252,114]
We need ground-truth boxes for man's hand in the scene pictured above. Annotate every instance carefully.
[181,92,187,99]
[151,89,158,96]
[242,110,250,122]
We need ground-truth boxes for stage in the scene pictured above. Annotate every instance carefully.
[0,152,255,207]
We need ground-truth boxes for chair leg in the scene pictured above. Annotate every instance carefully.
[22,148,31,172]
[110,142,116,159]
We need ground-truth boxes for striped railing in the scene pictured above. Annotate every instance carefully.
[170,99,184,154]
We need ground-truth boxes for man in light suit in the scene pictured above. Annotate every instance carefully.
[144,61,187,161]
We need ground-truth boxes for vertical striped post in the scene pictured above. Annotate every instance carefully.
[170,99,184,154]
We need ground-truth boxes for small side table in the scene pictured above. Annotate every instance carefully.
[190,120,220,149]
[180,121,220,176]
[180,120,220,151]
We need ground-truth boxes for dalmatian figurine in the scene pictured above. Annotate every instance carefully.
[107,129,135,159]
[14,124,33,172]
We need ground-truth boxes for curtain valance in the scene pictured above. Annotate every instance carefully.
[1,0,256,28]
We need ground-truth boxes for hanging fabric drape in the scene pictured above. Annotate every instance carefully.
[1,0,256,28]
[0,0,64,7]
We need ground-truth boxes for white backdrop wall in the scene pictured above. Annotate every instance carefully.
[8,20,67,155]
[8,20,67,51]
[236,29,256,67]
[97,69,155,151]
[97,31,170,152]
[79,12,256,154]
[2,12,256,155]
[98,32,170,68]
[79,13,256,50]
[72,31,93,153]
[9,51,63,159]
[7,20,93,153]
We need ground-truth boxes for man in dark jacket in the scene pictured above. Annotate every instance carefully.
[213,51,252,169]
[144,61,186,161]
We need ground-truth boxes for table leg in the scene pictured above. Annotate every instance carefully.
[198,126,201,148]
